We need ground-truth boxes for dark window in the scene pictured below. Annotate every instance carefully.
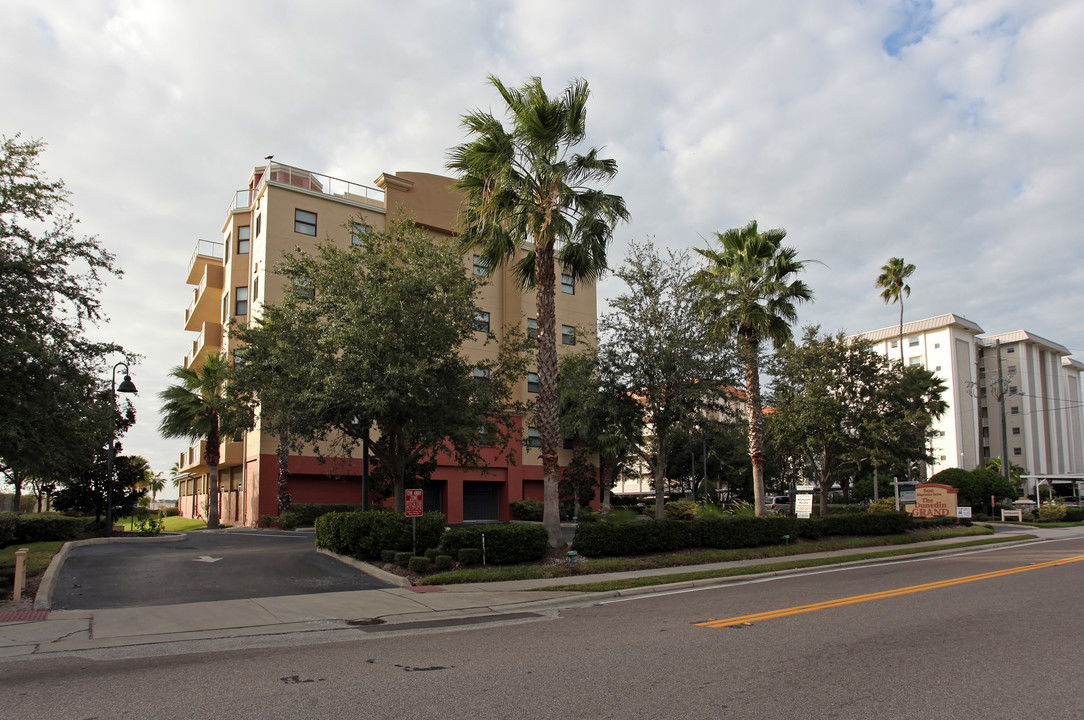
[527,318,537,339]
[1009,385,1018,394]
[1012,427,1021,436]
[1013,447,1022,456]
[293,276,315,300]
[526,427,542,448]
[253,276,259,301]
[563,435,574,450]
[561,325,576,346]
[222,293,230,321]
[1006,346,1015,354]
[225,234,230,263]
[473,367,490,382]
[527,372,539,393]
[474,310,491,333]
[473,255,489,277]
[255,214,261,237]
[295,209,317,236]
[238,225,251,254]
[235,287,248,316]
[561,272,574,294]
[351,222,369,246]
[1010,406,1020,415]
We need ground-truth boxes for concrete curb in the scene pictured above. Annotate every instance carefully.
[316,548,411,587]
[33,532,187,611]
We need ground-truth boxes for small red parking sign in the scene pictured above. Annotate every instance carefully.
[405,489,423,517]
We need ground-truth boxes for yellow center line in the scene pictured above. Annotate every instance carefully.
[696,554,1084,629]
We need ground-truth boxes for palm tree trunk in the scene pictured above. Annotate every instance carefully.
[535,242,564,548]
[742,336,767,516]
[206,420,221,529]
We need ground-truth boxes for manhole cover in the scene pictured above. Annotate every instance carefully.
[346,617,386,626]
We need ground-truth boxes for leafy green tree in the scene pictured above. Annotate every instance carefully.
[558,346,644,513]
[876,257,916,363]
[601,241,733,519]
[930,467,1016,514]
[982,457,1026,488]
[768,329,947,515]
[265,216,528,513]
[690,220,812,516]
[158,354,252,529]
[449,75,629,547]
[0,134,126,507]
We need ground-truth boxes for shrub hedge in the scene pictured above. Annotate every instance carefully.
[314,510,445,560]
[509,499,543,521]
[571,512,915,557]
[441,523,548,564]
[289,503,362,527]
[0,513,97,546]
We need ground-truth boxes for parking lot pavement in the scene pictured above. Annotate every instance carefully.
[50,529,395,610]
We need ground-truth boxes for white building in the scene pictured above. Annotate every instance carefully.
[853,315,1084,489]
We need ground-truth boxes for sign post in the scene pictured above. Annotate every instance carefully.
[405,489,423,555]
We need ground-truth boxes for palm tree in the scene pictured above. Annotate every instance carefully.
[448,75,628,547]
[876,257,916,363]
[690,221,812,516]
[158,354,250,529]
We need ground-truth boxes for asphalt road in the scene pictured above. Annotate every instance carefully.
[12,533,1084,719]
[51,530,394,610]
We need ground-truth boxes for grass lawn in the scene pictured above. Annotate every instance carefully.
[0,541,66,577]
[117,516,208,532]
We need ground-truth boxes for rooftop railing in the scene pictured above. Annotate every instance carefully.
[227,161,386,215]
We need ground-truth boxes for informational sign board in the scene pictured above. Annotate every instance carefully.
[405,488,423,517]
[899,483,917,505]
[796,493,813,519]
[956,506,972,519]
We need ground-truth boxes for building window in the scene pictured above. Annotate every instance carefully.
[238,225,250,254]
[1013,447,1022,456]
[908,337,920,347]
[474,310,490,333]
[527,372,539,393]
[1010,406,1020,415]
[222,293,230,322]
[1012,427,1021,436]
[934,343,940,349]
[563,435,574,450]
[293,276,315,300]
[235,287,248,316]
[562,325,576,346]
[473,367,489,382]
[255,213,262,238]
[527,318,537,339]
[935,365,942,371]
[225,234,230,263]
[253,276,259,301]
[295,209,317,236]
[939,455,946,461]
[526,427,542,448]
[478,424,491,445]
[233,347,245,367]
[890,339,898,348]
[351,222,370,246]
[473,255,489,277]
[561,272,574,294]
[1006,346,1015,354]
[908,356,921,366]
[1009,385,1018,394]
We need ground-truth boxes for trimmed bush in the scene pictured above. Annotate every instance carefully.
[424,547,441,561]
[458,547,482,565]
[314,510,446,560]
[275,512,299,530]
[395,551,413,568]
[161,507,181,517]
[665,500,699,520]
[509,499,544,521]
[408,556,431,573]
[381,549,397,564]
[441,523,548,564]
[1039,504,1067,522]
[1064,508,1084,522]
[0,513,97,545]
[434,555,454,571]
[289,503,361,527]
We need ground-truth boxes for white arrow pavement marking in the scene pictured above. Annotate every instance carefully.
[193,555,223,563]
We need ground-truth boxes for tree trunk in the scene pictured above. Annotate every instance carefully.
[277,430,292,514]
[742,336,767,516]
[654,431,668,519]
[206,419,221,529]
[535,242,564,548]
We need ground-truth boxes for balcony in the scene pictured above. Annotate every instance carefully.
[187,239,224,285]
[184,264,225,331]
[184,321,222,369]
[179,438,244,474]
[250,161,386,209]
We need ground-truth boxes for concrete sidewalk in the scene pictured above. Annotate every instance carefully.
[0,525,1049,661]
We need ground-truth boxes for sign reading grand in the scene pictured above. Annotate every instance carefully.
[905,483,958,518]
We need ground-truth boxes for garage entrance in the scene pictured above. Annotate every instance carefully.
[462,481,500,522]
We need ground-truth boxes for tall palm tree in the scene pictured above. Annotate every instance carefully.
[876,257,916,363]
[158,354,250,529]
[690,221,812,516]
[448,75,629,547]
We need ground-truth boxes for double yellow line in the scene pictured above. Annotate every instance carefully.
[696,554,1084,629]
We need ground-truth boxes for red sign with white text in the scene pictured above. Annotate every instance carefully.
[405,489,423,517]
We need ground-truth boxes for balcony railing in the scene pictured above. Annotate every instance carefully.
[186,239,224,285]
[233,162,386,214]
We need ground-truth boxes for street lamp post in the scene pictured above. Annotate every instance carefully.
[105,361,138,533]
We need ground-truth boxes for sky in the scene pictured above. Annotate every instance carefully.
[3,0,1082,499]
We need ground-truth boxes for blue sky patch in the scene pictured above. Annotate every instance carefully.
[883,0,935,57]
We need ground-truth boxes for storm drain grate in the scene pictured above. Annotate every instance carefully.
[346,617,387,626]
[354,612,542,633]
